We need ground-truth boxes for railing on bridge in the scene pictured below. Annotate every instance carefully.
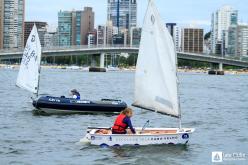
[0,45,139,53]
[0,44,248,63]
[178,51,248,62]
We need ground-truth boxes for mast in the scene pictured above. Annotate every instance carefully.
[36,59,41,98]
[175,40,182,129]
[35,23,41,98]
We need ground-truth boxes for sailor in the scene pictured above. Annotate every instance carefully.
[70,89,80,100]
[112,107,136,134]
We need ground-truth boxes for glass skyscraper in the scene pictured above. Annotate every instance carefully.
[58,7,94,46]
[58,11,72,46]
[74,11,82,45]
[227,25,248,57]
[107,0,137,32]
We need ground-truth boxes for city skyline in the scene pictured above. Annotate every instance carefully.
[26,0,248,32]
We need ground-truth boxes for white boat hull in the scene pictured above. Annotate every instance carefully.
[80,127,195,146]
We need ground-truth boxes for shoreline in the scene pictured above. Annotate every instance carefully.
[1,64,248,74]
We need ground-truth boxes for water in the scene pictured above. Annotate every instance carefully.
[0,68,247,165]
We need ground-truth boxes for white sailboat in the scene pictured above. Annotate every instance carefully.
[81,0,195,146]
[16,25,127,114]
[16,24,41,95]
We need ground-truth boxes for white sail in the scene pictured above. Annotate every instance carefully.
[133,0,180,118]
[16,24,41,94]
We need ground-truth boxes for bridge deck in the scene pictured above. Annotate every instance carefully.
[1,45,248,68]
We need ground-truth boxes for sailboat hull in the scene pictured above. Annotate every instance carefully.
[33,96,127,114]
[80,127,195,146]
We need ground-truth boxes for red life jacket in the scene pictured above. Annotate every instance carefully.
[112,114,127,133]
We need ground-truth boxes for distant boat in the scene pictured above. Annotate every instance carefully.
[4,65,14,69]
[16,25,127,115]
[81,0,195,146]
[66,65,81,70]
[107,66,120,72]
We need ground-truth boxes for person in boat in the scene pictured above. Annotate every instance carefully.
[112,107,136,134]
[70,89,80,100]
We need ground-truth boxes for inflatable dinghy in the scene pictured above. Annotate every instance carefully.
[33,96,127,114]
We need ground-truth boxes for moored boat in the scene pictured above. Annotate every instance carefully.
[33,96,127,114]
[89,67,107,72]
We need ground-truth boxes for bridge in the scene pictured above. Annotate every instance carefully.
[1,45,248,69]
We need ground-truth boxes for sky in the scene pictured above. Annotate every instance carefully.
[25,0,248,33]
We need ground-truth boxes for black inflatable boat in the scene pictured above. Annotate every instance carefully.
[32,96,127,114]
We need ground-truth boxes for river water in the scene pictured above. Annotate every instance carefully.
[0,68,247,165]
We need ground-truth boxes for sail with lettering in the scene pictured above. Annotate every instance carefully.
[16,25,41,94]
[132,0,180,118]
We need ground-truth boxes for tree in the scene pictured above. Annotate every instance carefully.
[204,31,211,40]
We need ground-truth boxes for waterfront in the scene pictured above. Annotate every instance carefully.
[0,68,247,165]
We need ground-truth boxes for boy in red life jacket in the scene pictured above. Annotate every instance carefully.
[112,107,136,134]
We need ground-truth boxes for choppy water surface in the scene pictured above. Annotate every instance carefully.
[0,68,247,165]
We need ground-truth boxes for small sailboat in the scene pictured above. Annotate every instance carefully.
[16,24,42,95]
[16,25,127,114]
[81,0,195,146]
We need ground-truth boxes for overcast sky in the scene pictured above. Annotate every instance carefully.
[25,0,248,32]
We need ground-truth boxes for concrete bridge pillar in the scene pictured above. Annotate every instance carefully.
[100,53,105,68]
[219,63,223,71]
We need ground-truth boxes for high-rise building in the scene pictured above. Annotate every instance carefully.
[97,25,106,46]
[227,24,248,57]
[211,5,238,54]
[0,0,4,49]
[107,0,137,32]
[97,23,120,46]
[113,33,124,45]
[130,27,141,46]
[166,23,177,36]
[106,22,113,45]
[0,0,25,49]
[72,11,81,45]
[58,7,94,46]
[81,7,95,45]
[113,29,128,45]
[104,21,118,45]
[181,28,204,53]
[24,21,47,47]
[166,23,181,51]
[44,32,59,47]
[58,11,72,46]
[87,30,97,47]
[173,26,181,52]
